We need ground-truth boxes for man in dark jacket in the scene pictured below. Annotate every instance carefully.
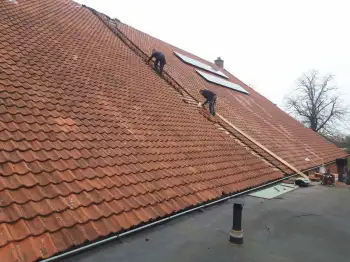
[199,89,217,116]
[147,49,166,75]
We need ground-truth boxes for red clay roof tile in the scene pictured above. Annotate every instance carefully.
[0,0,347,261]
[116,20,347,171]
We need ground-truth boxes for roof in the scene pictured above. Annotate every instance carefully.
[60,186,350,262]
[0,0,347,261]
[0,1,288,261]
[116,23,348,171]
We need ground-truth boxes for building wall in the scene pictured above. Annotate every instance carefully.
[307,167,321,175]
[306,158,348,175]
[326,163,338,173]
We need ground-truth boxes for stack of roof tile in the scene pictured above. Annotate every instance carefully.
[0,1,290,261]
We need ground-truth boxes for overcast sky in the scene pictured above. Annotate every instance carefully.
[76,0,349,130]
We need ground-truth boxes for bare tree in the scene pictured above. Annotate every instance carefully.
[284,70,348,135]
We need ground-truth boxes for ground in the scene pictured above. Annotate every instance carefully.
[60,185,350,262]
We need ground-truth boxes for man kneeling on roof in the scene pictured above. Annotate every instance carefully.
[147,49,166,75]
[199,89,217,116]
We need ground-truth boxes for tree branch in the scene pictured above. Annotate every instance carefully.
[283,70,348,135]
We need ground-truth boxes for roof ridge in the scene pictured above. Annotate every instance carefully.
[109,18,254,91]
[111,18,217,69]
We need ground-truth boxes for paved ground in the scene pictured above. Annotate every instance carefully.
[60,185,350,262]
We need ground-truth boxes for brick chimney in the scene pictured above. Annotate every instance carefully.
[214,57,224,69]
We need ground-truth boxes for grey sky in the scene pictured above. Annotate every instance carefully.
[76,0,349,129]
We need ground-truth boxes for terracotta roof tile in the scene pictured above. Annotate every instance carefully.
[1,0,345,261]
[116,19,348,171]
[50,229,74,253]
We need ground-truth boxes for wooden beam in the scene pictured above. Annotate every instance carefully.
[216,113,309,179]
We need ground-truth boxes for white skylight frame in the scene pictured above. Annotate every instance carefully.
[173,51,228,79]
[196,70,249,95]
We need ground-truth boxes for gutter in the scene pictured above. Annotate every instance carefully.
[40,158,344,262]
[41,157,342,262]
[41,172,298,262]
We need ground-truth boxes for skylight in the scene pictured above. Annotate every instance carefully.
[173,51,228,79]
[196,70,249,95]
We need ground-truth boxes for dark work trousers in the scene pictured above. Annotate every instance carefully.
[203,95,217,116]
[154,58,165,74]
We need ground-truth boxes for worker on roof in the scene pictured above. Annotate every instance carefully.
[199,89,217,116]
[147,49,166,75]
